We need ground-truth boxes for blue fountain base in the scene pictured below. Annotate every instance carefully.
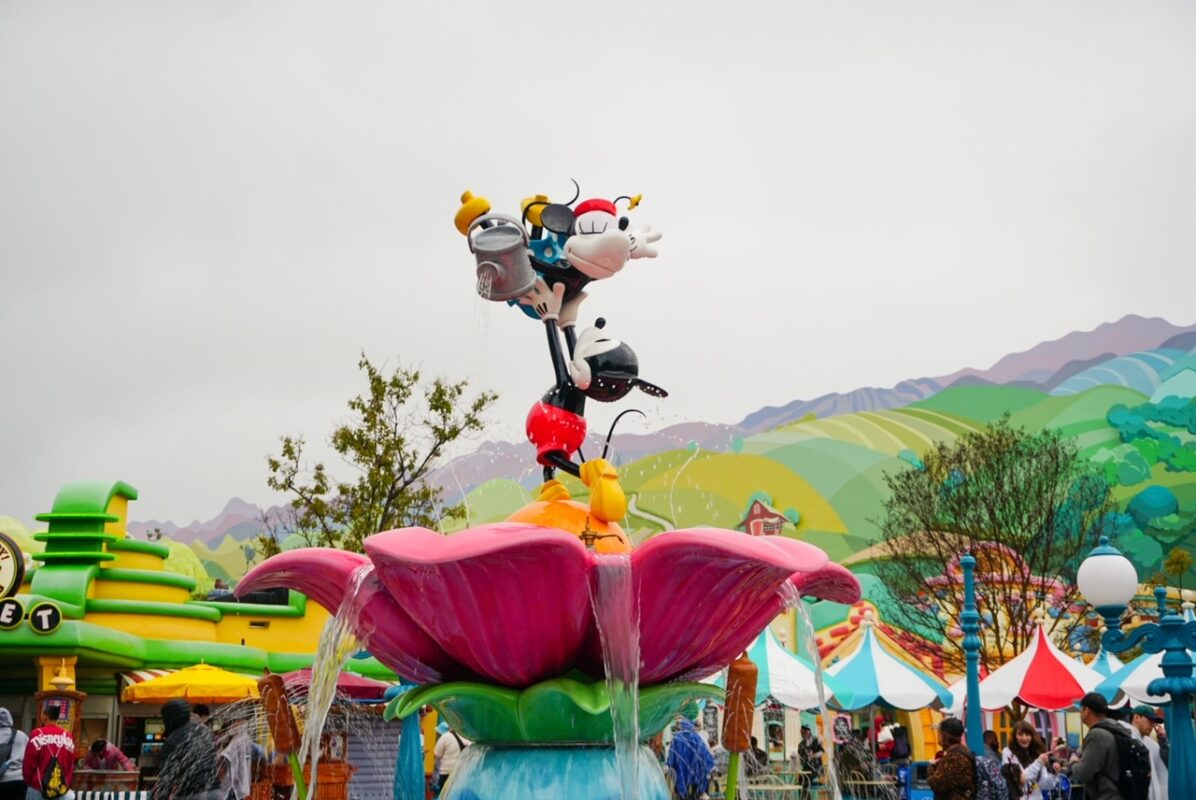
[441,744,670,800]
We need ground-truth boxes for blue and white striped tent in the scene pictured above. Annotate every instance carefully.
[825,616,953,711]
[1085,648,1126,679]
[712,626,854,710]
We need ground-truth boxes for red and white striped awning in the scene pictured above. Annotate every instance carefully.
[119,669,175,694]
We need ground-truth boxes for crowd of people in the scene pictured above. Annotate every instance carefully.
[2,696,1178,800]
[928,693,1170,800]
[0,701,268,800]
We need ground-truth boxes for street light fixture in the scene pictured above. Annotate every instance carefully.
[1078,535,1196,800]
[960,554,985,755]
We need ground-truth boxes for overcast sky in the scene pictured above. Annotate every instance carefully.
[2,1,1195,526]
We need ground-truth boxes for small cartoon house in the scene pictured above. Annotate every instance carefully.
[736,493,799,537]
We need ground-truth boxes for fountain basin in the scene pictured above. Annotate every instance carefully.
[439,744,670,800]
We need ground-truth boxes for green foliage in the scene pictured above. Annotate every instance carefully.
[1119,530,1163,574]
[875,416,1116,673]
[1107,398,1196,474]
[262,353,497,554]
[1091,444,1153,487]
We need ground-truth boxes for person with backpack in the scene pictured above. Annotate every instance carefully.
[21,705,74,800]
[927,718,975,800]
[1000,721,1058,800]
[1072,692,1151,800]
[0,708,29,800]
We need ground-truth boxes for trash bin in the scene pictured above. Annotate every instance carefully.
[908,761,933,800]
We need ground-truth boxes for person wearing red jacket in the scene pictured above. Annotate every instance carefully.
[875,715,896,762]
[22,706,75,800]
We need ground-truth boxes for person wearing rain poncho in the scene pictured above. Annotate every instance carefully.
[217,721,264,800]
[155,700,220,800]
[666,720,714,800]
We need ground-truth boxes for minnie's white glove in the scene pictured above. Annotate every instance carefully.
[519,278,566,321]
[628,224,662,259]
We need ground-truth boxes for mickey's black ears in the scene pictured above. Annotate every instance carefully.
[539,204,575,235]
[634,379,668,398]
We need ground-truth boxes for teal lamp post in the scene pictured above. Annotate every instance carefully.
[1077,536,1196,800]
[960,554,985,755]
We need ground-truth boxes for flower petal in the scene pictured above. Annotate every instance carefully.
[364,524,593,687]
[788,560,861,605]
[618,529,831,685]
[236,549,460,684]
[237,548,366,612]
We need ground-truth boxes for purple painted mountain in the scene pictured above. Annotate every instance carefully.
[129,497,270,545]
[932,314,1196,388]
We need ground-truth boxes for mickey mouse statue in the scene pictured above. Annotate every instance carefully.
[455,183,666,527]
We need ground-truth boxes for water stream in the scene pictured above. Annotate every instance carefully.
[588,553,642,800]
[297,564,372,800]
[785,584,843,800]
[668,443,700,527]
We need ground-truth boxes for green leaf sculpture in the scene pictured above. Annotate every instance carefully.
[385,677,723,744]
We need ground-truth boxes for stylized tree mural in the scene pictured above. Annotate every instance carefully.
[875,417,1118,674]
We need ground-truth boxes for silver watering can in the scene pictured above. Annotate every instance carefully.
[468,214,536,301]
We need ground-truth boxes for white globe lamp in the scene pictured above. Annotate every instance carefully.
[1077,536,1139,615]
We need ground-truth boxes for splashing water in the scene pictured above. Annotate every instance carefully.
[668,443,700,527]
[783,583,843,800]
[446,463,472,530]
[589,554,642,800]
[298,564,372,800]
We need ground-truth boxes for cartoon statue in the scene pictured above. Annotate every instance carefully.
[457,181,661,317]
[455,182,666,527]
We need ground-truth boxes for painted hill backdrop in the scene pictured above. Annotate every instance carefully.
[8,314,1194,612]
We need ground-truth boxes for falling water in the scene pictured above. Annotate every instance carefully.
[446,463,472,529]
[668,443,700,527]
[783,584,843,800]
[588,554,642,800]
[297,564,372,800]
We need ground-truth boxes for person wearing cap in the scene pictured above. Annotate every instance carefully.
[432,721,469,796]
[927,718,974,800]
[1130,705,1167,800]
[1072,692,1126,800]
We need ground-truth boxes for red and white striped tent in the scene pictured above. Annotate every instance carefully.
[957,622,1104,712]
[119,669,175,697]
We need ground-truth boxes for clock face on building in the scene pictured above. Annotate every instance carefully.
[0,532,25,599]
